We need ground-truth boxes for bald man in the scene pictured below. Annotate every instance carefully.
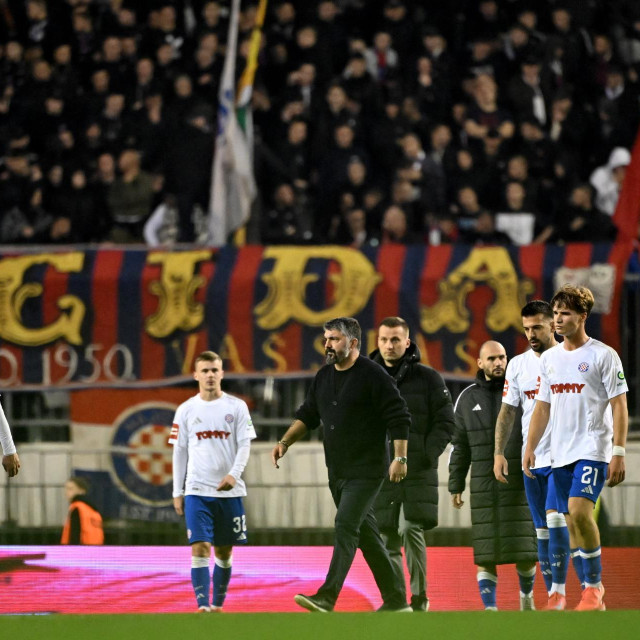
[448,341,537,610]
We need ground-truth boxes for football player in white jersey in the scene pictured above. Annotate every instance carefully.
[523,285,628,612]
[1,397,20,477]
[170,351,257,612]
[494,300,583,611]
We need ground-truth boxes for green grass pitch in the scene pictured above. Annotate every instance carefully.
[3,611,640,640]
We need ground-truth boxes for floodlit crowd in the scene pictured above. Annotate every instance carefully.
[0,0,638,247]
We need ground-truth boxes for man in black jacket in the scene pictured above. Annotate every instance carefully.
[272,317,411,612]
[449,340,537,610]
[371,317,455,611]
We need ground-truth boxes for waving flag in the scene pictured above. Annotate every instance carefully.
[207,0,258,246]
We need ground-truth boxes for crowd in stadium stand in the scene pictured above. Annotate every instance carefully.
[0,0,639,247]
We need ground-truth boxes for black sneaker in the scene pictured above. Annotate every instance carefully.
[376,602,413,612]
[294,593,333,612]
[410,594,429,612]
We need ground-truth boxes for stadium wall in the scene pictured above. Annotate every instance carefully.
[2,442,639,531]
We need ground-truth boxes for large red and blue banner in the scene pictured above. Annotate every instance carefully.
[0,243,632,389]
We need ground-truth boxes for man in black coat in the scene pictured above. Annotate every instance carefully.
[449,340,537,611]
[371,316,455,611]
[272,317,412,612]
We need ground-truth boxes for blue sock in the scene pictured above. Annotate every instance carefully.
[580,547,602,587]
[517,566,536,596]
[477,571,497,609]
[212,555,233,607]
[191,557,210,608]
[536,529,552,593]
[571,548,585,589]
[547,513,569,590]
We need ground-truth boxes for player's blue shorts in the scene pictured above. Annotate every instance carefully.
[184,495,248,546]
[552,460,608,513]
[523,466,559,529]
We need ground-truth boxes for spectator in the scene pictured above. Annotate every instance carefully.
[261,183,309,244]
[504,154,540,210]
[273,118,313,193]
[494,182,538,245]
[315,1,349,78]
[449,149,484,201]
[459,210,512,246]
[556,184,619,243]
[107,148,156,243]
[162,103,214,241]
[397,132,446,216]
[0,147,53,243]
[195,1,228,44]
[340,156,371,209]
[463,34,507,86]
[507,56,549,126]
[98,92,130,154]
[410,56,450,124]
[547,88,590,163]
[545,5,590,87]
[313,83,358,161]
[596,65,640,149]
[143,3,186,62]
[342,51,382,118]
[589,147,631,217]
[464,74,515,150]
[517,117,553,179]
[342,207,380,248]
[428,123,457,176]
[369,97,410,185]
[452,185,490,233]
[284,63,323,120]
[294,25,332,87]
[144,193,180,247]
[364,31,400,88]
[420,26,456,96]
[379,0,418,63]
[317,123,367,226]
[52,167,107,243]
[381,204,418,244]
[130,57,161,112]
[503,22,540,77]
[25,0,61,60]
[190,37,223,102]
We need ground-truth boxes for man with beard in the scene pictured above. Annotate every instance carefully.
[272,317,411,612]
[449,340,537,610]
[371,317,455,611]
[494,301,583,609]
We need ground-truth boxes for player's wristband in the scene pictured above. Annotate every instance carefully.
[278,439,290,449]
[612,445,626,457]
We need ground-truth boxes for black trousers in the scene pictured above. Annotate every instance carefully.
[316,477,406,607]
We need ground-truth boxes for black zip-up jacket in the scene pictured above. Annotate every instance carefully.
[448,371,537,566]
[295,355,411,479]
[371,342,455,530]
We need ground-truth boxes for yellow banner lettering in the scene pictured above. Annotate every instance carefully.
[421,247,533,334]
[255,247,381,329]
[0,253,85,346]
[145,251,212,338]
